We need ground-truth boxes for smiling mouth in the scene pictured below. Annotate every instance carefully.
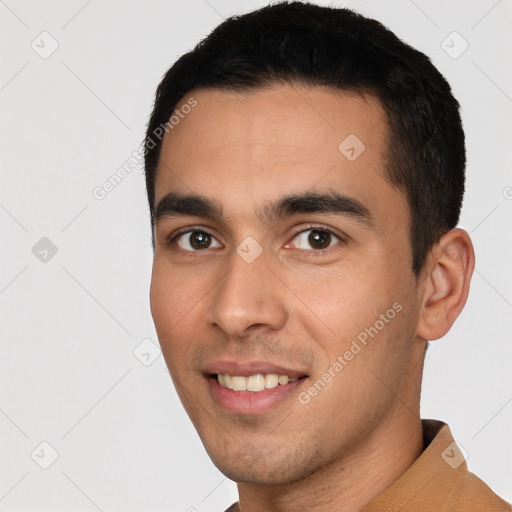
[213,373,307,392]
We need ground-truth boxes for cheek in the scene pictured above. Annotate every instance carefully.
[291,263,395,342]
[291,262,412,405]
[150,256,205,321]
[149,258,206,367]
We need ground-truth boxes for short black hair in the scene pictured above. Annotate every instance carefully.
[144,1,465,275]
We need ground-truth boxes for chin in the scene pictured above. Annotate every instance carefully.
[215,462,304,486]
[206,441,322,486]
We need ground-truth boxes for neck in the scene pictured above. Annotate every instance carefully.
[236,404,423,512]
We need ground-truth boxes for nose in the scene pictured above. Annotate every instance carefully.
[205,248,288,339]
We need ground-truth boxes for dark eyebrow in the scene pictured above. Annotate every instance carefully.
[261,190,374,227]
[154,190,374,227]
[155,192,223,223]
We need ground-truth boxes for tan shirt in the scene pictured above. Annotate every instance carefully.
[225,419,510,511]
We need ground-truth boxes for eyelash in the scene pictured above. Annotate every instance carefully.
[167,224,346,255]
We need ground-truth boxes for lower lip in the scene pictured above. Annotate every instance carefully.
[208,377,307,414]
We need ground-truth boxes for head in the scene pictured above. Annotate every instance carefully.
[145,1,474,487]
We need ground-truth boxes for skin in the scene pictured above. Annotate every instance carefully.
[149,84,475,511]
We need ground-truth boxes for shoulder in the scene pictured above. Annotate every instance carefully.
[447,470,511,511]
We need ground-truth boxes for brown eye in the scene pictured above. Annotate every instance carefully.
[308,230,331,249]
[290,229,340,250]
[176,231,222,251]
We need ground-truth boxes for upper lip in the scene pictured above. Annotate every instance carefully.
[204,360,308,379]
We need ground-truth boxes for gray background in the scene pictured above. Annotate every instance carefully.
[1,0,511,510]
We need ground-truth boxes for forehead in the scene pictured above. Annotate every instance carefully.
[154,84,406,227]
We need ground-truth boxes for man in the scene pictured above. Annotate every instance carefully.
[144,2,510,510]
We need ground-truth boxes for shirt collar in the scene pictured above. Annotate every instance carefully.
[361,419,467,511]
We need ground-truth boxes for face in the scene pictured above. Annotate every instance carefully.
[150,84,423,485]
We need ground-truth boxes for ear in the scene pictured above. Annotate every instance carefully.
[416,228,475,341]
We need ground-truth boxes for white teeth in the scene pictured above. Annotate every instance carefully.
[216,373,300,392]
[247,374,265,392]
[278,375,289,385]
[231,376,247,391]
[264,374,279,389]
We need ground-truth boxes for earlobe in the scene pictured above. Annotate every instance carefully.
[416,228,475,341]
